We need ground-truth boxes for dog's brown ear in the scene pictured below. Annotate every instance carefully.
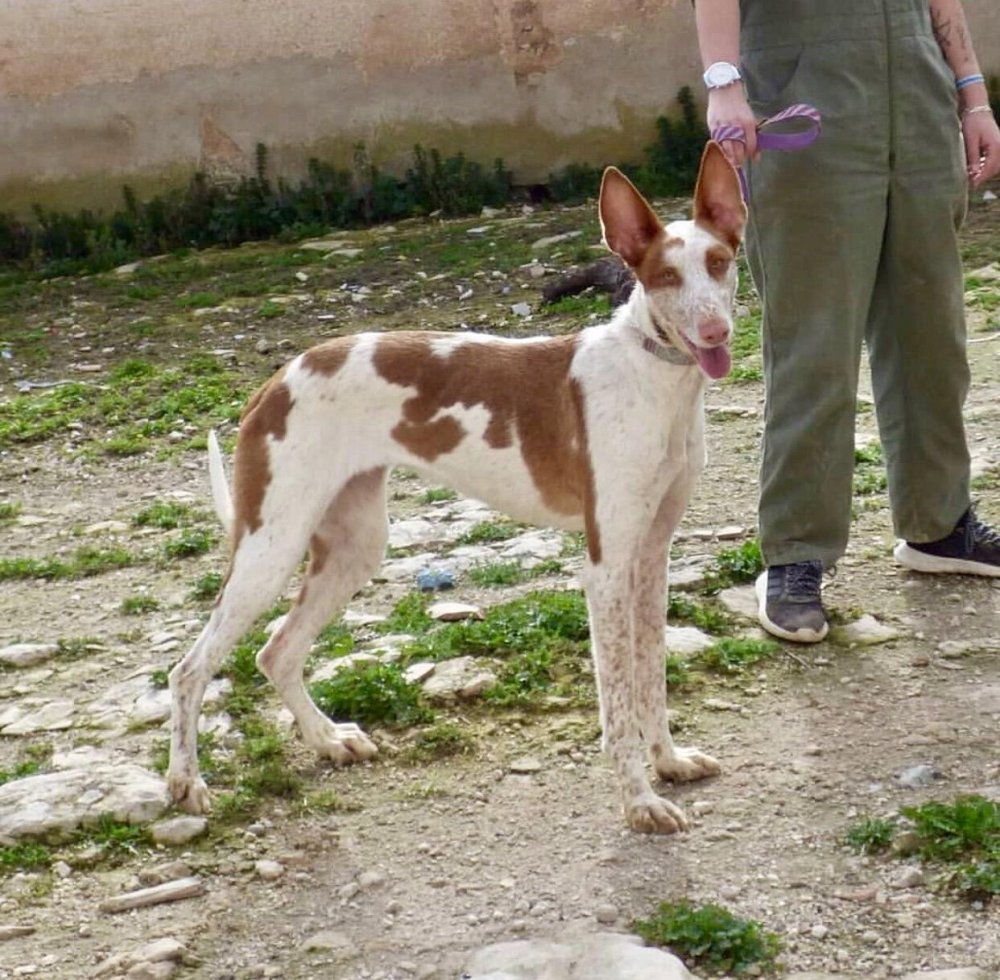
[599,167,663,269]
[693,141,747,251]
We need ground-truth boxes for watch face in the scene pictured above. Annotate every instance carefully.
[705,63,741,87]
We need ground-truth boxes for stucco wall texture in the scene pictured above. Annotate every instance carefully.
[3,0,999,213]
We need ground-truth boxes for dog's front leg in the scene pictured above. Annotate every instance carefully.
[634,489,721,787]
[584,560,687,834]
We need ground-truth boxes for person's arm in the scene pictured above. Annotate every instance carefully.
[694,0,758,166]
[929,0,1000,186]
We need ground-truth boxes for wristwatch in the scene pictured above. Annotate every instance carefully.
[703,61,743,90]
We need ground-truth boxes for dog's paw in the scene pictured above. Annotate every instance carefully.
[653,745,721,784]
[625,794,689,835]
[166,772,212,815]
[314,722,378,766]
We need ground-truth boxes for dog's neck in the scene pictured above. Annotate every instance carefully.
[622,287,697,369]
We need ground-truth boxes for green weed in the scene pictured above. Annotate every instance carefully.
[421,487,458,504]
[844,817,896,855]
[133,500,196,529]
[191,571,223,600]
[163,528,216,559]
[402,722,476,764]
[668,594,730,634]
[854,442,887,496]
[468,561,527,587]
[632,900,781,976]
[310,662,433,727]
[700,638,778,675]
[0,842,53,873]
[377,593,433,635]
[900,795,999,900]
[120,594,160,615]
[0,760,44,786]
[456,519,524,545]
[0,501,22,521]
[0,546,138,582]
[77,815,151,861]
[709,540,764,587]
[405,589,590,663]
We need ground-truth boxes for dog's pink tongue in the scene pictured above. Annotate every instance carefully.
[696,344,732,380]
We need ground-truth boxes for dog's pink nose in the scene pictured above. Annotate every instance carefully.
[698,318,730,346]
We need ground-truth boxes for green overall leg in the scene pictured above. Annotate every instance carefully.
[739,0,971,569]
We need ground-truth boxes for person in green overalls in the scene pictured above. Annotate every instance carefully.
[693,0,1000,642]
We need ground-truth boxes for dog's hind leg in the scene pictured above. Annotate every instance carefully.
[633,489,720,788]
[167,532,308,813]
[254,467,388,764]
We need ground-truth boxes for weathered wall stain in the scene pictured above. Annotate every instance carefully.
[2,0,998,214]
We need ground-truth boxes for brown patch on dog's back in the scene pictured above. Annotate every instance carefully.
[302,338,354,377]
[372,334,598,547]
[232,369,293,545]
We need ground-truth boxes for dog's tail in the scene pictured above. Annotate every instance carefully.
[207,430,235,536]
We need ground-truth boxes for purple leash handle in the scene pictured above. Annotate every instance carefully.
[711,103,822,200]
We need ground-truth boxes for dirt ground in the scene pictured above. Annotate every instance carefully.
[0,193,998,980]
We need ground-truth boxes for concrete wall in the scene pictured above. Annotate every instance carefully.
[3,0,999,214]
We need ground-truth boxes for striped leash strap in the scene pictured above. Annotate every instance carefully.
[711,103,823,200]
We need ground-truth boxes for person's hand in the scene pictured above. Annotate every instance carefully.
[962,108,1000,187]
[707,86,759,168]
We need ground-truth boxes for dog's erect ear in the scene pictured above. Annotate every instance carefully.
[693,141,747,251]
[599,167,664,270]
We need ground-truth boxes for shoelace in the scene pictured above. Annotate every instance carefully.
[964,506,1000,551]
[772,561,823,598]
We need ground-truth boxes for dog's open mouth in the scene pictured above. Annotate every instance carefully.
[685,339,732,380]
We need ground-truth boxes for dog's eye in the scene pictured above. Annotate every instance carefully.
[707,255,731,279]
[653,267,682,289]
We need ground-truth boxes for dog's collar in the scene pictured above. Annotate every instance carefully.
[640,334,696,367]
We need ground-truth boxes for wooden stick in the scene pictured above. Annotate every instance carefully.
[99,876,205,914]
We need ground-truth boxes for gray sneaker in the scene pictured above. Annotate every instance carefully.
[755,561,829,643]
[894,505,1000,577]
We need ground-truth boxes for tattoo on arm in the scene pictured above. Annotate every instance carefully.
[931,8,953,50]
[931,4,972,57]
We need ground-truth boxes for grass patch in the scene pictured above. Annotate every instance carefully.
[455,519,524,545]
[0,545,139,582]
[163,528,216,560]
[845,797,999,902]
[700,540,764,593]
[699,637,778,675]
[405,589,589,663]
[0,760,44,786]
[0,501,22,521]
[402,722,476,764]
[844,817,896,855]
[633,900,781,976]
[0,841,53,873]
[0,354,243,454]
[310,662,433,727]
[854,442,887,497]
[421,486,458,504]
[191,571,223,600]
[133,500,197,529]
[467,559,565,588]
[901,795,1000,901]
[120,594,160,615]
[377,593,433,635]
[668,594,731,634]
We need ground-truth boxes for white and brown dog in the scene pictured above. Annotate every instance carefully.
[168,142,747,834]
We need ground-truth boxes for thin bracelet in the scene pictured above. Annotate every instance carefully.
[956,72,985,91]
[961,105,994,120]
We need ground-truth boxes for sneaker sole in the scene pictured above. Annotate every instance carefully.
[893,542,1000,578]
[754,573,829,644]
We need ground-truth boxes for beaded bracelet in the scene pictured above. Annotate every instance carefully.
[956,72,985,91]
[961,105,994,120]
